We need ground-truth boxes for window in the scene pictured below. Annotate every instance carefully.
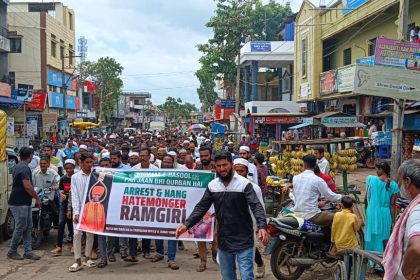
[368,38,376,56]
[9,38,22,53]
[9,72,15,89]
[343,48,352,66]
[69,12,73,30]
[51,35,57,57]
[60,40,65,59]
[301,38,307,77]
[69,44,74,65]
[282,76,290,92]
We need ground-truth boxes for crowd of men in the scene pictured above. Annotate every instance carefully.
[7,130,270,279]
[6,129,420,280]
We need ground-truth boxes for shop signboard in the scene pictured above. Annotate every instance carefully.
[0,82,11,98]
[6,117,14,137]
[16,84,33,102]
[42,113,57,132]
[356,56,375,65]
[300,83,309,99]
[48,92,64,108]
[251,41,271,52]
[337,65,356,93]
[26,116,38,137]
[320,70,337,95]
[47,69,72,88]
[26,91,47,110]
[322,116,358,125]
[220,99,236,109]
[342,0,369,15]
[67,95,76,110]
[302,118,313,125]
[374,38,420,70]
[353,64,420,101]
[254,116,302,125]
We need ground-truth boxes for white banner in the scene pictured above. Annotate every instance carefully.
[78,169,215,241]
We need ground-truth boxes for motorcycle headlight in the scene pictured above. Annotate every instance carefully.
[279,234,286,241]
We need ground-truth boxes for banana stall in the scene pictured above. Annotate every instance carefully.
[268,137,367,197]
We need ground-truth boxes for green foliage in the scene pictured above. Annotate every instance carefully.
[196,0,291,107]
[157,97,198,126]
[82,57,124,120]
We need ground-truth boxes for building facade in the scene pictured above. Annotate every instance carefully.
[294,0,420,117]
[6,2,76,141]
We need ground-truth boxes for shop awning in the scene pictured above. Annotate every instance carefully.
[288,122,312,129]
[0,96,24,108]
[322,122,366,128]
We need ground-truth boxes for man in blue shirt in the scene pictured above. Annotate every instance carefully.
[64,140,78,159]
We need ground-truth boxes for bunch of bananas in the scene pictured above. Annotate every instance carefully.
[266,176,286,187]
[213,138,223,151]
[336,148,358,171]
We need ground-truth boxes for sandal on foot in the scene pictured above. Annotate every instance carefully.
[124,256,139,262]
[196,262,206,272]
[192,253,199,259]
[108,255,116,262]
[97,261,107,268]
[69,263,83,272]
[151,254,164,262]
[83,259,96,267]
[168,262,179,270]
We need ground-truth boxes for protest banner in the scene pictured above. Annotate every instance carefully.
[77,169,215,241]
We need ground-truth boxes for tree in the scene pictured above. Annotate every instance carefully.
[82,57,124,122]
[196,0,291,107]
[157,97,198,126]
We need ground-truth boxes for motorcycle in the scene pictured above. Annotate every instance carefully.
[32,187,54,249]
[264,201,364,280]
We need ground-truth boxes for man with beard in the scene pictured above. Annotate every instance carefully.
[151,154,180,270]
[239,146,258,185]
[130,147,158,260]
[178,149,188,165]
[176,150,268,280]
[383,159,420,280]
[129,152,140,167]
[109,151,130,260]
[193,145,216,272]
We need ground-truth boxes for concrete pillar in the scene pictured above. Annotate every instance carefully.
[290,64,294,101]
[252,61,258,101]
[244,66,250,103]
[278,67,283,101]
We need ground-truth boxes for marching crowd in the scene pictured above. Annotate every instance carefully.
[5,129,420,280]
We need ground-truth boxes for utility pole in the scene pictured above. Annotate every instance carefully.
[391,0,409,178]
[61,53,67,121]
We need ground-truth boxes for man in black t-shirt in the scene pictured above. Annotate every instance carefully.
[7,147,41,260]
[51,159,76,256]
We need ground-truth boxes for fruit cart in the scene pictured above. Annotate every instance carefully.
[271,137,367,199]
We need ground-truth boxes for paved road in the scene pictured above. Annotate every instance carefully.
[0,168,380,280]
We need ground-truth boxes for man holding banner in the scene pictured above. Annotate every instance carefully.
[176,150,269,280]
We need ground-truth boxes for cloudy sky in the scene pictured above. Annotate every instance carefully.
[12,0,309,106]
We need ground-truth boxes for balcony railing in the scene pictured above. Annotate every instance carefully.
[0,26,7,38]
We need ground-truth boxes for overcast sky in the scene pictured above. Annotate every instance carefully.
[11,0,309,106]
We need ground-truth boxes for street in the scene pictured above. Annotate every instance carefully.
[0,168,381,280]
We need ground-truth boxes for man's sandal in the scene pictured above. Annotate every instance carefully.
[69,262,83,272]
[168,262,179,270]
[196,262,206,272]
[82,259,96,267]
[150,254,164,262]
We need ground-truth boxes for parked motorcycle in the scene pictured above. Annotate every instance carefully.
[396,197,410,220]
[265,201,364,280]
[32,187,54,250]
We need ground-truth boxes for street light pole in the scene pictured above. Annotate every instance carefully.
[61,53,67,121]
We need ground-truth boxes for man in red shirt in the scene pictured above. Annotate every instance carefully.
[314,165,336,192]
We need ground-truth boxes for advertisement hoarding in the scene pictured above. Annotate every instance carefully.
[342,0,369,15]
[374,38,420,70]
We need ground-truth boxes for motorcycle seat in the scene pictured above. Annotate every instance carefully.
[271,216,299,229]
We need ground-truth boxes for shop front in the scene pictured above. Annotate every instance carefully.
[251,115,302,142]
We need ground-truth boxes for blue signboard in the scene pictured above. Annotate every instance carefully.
[47,69,72,88]
[67,95,76,110]
[48,91,64,108]
[343,0,369,15]
[356,56,375,65]
[220,99,236,109]
[251,41,271,52]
